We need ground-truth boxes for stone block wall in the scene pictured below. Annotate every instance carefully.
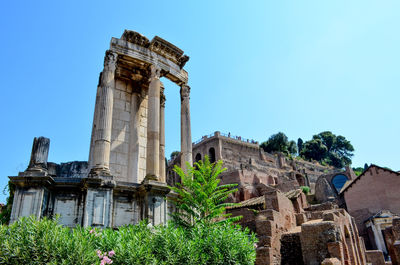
[108,80,148,183]
[365,250,386,265]
[52,192,84,227]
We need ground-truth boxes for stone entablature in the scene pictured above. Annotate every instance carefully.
[9,30,192,228]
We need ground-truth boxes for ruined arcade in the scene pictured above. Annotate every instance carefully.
[9,30,192,228]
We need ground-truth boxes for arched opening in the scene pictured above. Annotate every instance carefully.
[268,176,275,185]
[195,153,202,163]
[296,174,305,186]
[332,174,348,193]
[208,147,216,163]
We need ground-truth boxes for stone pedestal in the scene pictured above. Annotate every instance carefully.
[139,179,170,225]
[82,178,114,228]
[9,175,53,223]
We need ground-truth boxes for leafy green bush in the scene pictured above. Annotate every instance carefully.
[168,156,240,228]
[0,216,257,265]
[300,186,310,195]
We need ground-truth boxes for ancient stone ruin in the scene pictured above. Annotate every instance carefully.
[9,30,192,228]
[8,30,400,264]
[168,131,337,202]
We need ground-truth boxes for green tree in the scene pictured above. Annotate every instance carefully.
[301,131,354,168]
[168,156,240,228]
[260,132,297,156]
[352,167,364,176]
[297,138,304,154]
[0,181,15,224]
[170,151,180,160]
[300,138,328,161]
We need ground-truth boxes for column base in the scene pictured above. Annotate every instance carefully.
[138,178,170,225]
[89,166,112,178]
[144,174,159,182]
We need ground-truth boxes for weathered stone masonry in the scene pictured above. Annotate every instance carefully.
[9,30,192,228]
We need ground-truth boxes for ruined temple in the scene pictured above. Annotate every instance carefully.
[9,30,192,228]
[7,30,399,264]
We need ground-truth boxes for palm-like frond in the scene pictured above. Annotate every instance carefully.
[167,156,241,227]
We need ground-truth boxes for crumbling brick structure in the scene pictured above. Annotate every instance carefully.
[384,217,400,265]
[228,189,371,265]
[168,131,336,202]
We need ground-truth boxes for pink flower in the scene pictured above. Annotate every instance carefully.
[108,250,115,257]
[96,250,103,259]
[90,229,95,234]
[254,243,258,248]
[102,256,113,264]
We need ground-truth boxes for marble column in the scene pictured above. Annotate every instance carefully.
[91,50,117,176]
[146,65,161,179]
[128,89,141,183]
[88,77,101,169]
[180,84,193,172]
[159,83,166,182]
[28,137,50,171]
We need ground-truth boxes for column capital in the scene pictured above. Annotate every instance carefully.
[149,65,161,81]
[160,82,166,107]
[104,50,117,72]
[180,83,190,101]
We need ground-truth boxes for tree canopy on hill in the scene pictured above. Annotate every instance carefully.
[261,131,354,168]
[260,132,297,156]
[300,131,354,168]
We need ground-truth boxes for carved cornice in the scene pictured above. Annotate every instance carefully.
[121,30,150,47]
[112,30,189,86]
[178,55,189,68]
[120,30,189,70]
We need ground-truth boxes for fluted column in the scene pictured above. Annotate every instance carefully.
[127,90,141,183]
[180,84,193,172]
[146,65,161,179]
[88,75,102,169]
[90,50,117,176]
[159,83,166,182]
[28,137,50,171]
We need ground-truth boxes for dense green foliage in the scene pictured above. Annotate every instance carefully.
[297,138,303,155]
[168,156,240,228]
[261,131,354,168]
[260,132,297,156]
[0,157,257,264]
[300,186,310,195]
[170,151,180,160]
[0,216,257,265]
[0,181,14,225]
[352,167,364,176]
[300,131,354,168]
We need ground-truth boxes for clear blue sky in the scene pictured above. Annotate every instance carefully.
[1,1,399,203]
